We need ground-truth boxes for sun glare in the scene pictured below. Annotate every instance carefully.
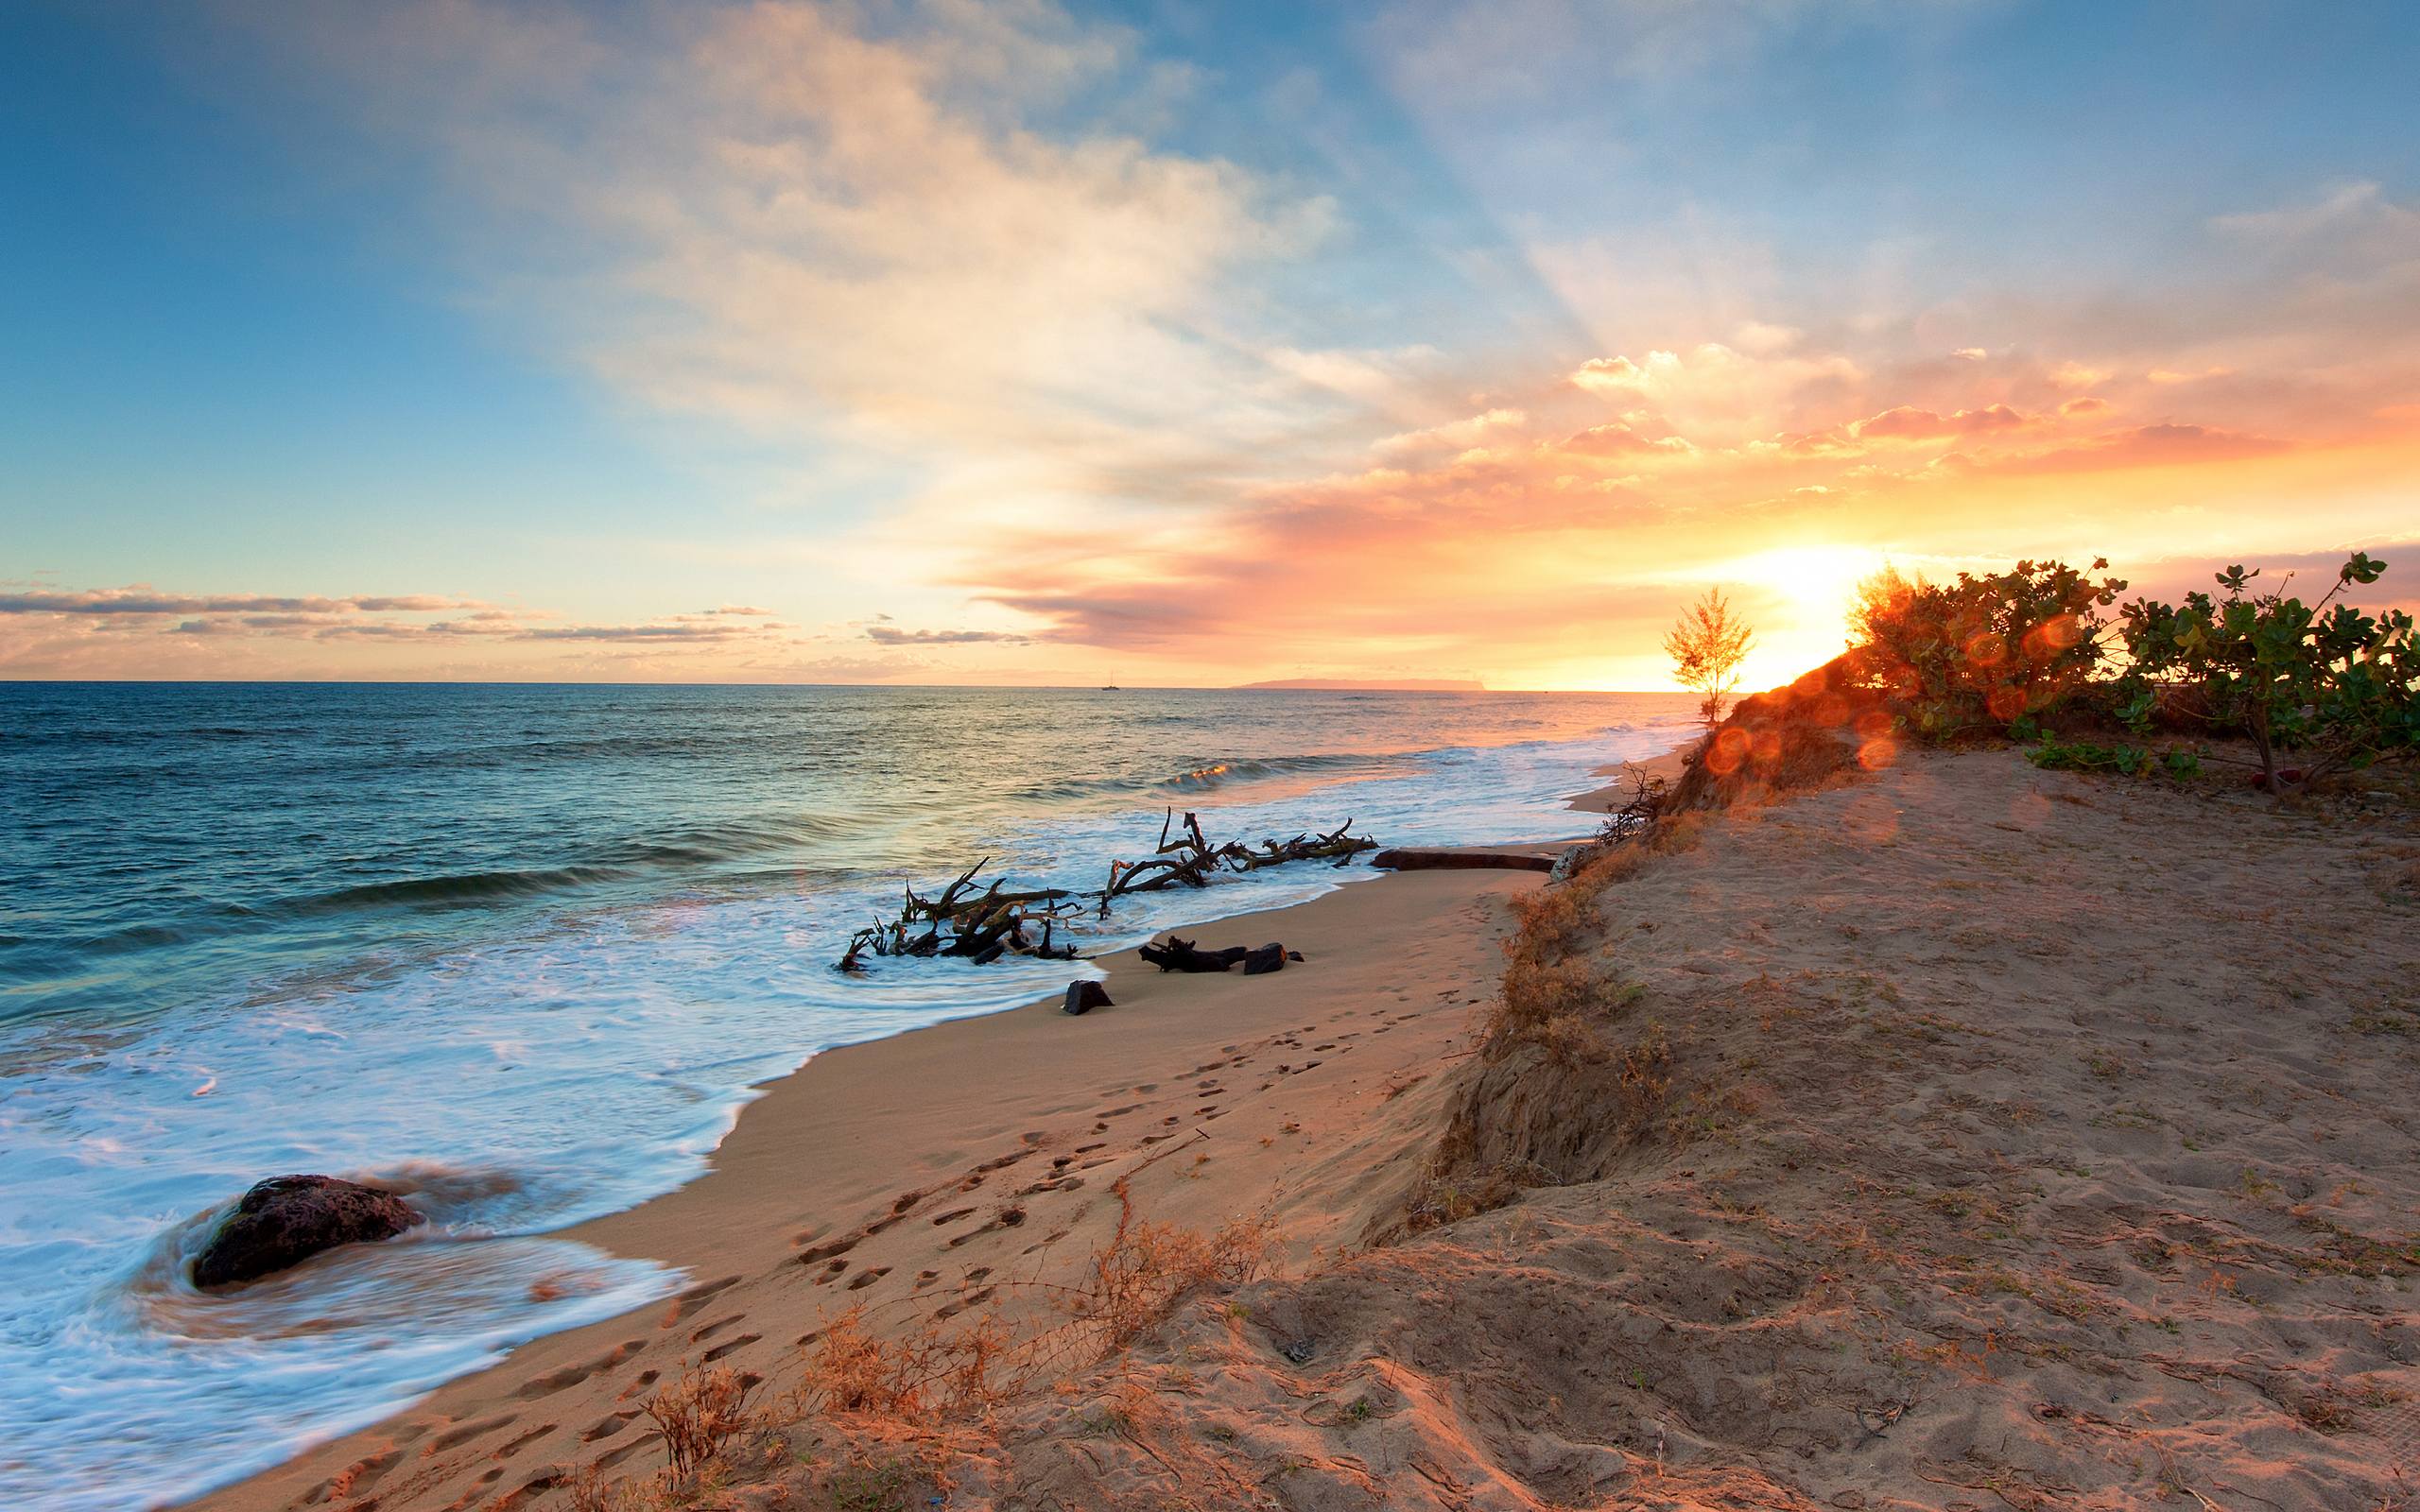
[1699,544,1876,687]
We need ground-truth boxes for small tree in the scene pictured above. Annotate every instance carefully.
[2117,552,2417,793]
[1666,588,1754,727]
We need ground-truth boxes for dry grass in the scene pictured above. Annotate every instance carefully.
[643,1365,757,1479]
[555,1189,1278,1511]
[1080,1212,1273,1350]
[1482,811,1699,1063]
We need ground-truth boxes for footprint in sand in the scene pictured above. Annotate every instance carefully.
[688,1313,744,1343]
[491,1468,571,1512]
[429,1413,515,1453]
[658,1274,742,1327]
[932,1285,998,1320]
[311,1447,400,1502]
[580,1410,640,1443]
[844,1268,890,1293]
[592,1437,651,1471]
[930,1206,977,1226]
[701,1332,761,1362]
[494,1422,557,1457]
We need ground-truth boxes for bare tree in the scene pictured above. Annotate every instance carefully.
[1665,588,1754,727]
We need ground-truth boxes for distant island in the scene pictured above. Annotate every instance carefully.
[1236,677,1486,692]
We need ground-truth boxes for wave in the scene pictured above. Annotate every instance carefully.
[1158,753,1406,789]
[414,731,776,770]
[259,814,873,918]
[1011,750,1427,803]
[285,864,638,915]
[604,812,871,865]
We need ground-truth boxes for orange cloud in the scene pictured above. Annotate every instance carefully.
[1850,404,2034,439]
[1986,422,2289,475]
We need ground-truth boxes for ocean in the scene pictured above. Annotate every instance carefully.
[0,682,1695,1509]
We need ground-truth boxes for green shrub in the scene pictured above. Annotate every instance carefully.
[1851,558,2129,739]
[2026,736,2201,780]
[2116,553,2418,792]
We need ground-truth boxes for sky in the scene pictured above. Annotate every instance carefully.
[3,0,2416,690]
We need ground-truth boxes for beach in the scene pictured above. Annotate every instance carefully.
[186,740,2420,1511]
[0,684,1700,1508]
[189,852,1558,1511]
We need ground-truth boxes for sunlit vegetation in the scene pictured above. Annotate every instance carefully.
[1849,558,2129,740]
[2116,552,2417,792]
[1665,587,1756,727]
[556,1183,1274,1510]
[1845,551,2417,794]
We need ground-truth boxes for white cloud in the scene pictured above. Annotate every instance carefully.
[247,0,1340,491]
[1570,343,1863,438]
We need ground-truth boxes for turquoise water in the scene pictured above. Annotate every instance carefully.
[0,682,1694,1508]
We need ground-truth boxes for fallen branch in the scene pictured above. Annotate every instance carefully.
[1550,762,1670,881]
[836,810,1376,972]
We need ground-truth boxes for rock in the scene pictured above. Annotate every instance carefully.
[191,1175,424,1289]
[1063,980,1114,1015]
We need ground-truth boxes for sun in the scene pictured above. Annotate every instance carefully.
[1701,544,1878,688]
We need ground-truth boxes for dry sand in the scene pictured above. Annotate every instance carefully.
[192,746,2420,1512]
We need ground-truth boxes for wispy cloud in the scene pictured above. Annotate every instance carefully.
[0,589,493,615]
[865,626,1031,645]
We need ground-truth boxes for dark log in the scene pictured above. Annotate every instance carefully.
[1369,848,1556,872]
[1139,936,1248,972]
[1241,942,1294,975]
[1063,980,1114,1015]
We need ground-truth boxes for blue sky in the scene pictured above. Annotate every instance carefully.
[4,1,2416,685]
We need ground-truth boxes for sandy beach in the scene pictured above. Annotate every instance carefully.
[189,742,2420,1511]
[189,825,1593,1511]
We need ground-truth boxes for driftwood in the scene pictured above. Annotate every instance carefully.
[1139,936,1303,974]
[1369,848,1555,872]
[1099,812,1373,915]
[836,856,1085,972]
[836,809,1375,973]
[1063,981,1114,1016]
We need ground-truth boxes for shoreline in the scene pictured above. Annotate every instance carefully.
[187,748,1689,1511]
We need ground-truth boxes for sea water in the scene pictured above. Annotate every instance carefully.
[0,683,1694,1508]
